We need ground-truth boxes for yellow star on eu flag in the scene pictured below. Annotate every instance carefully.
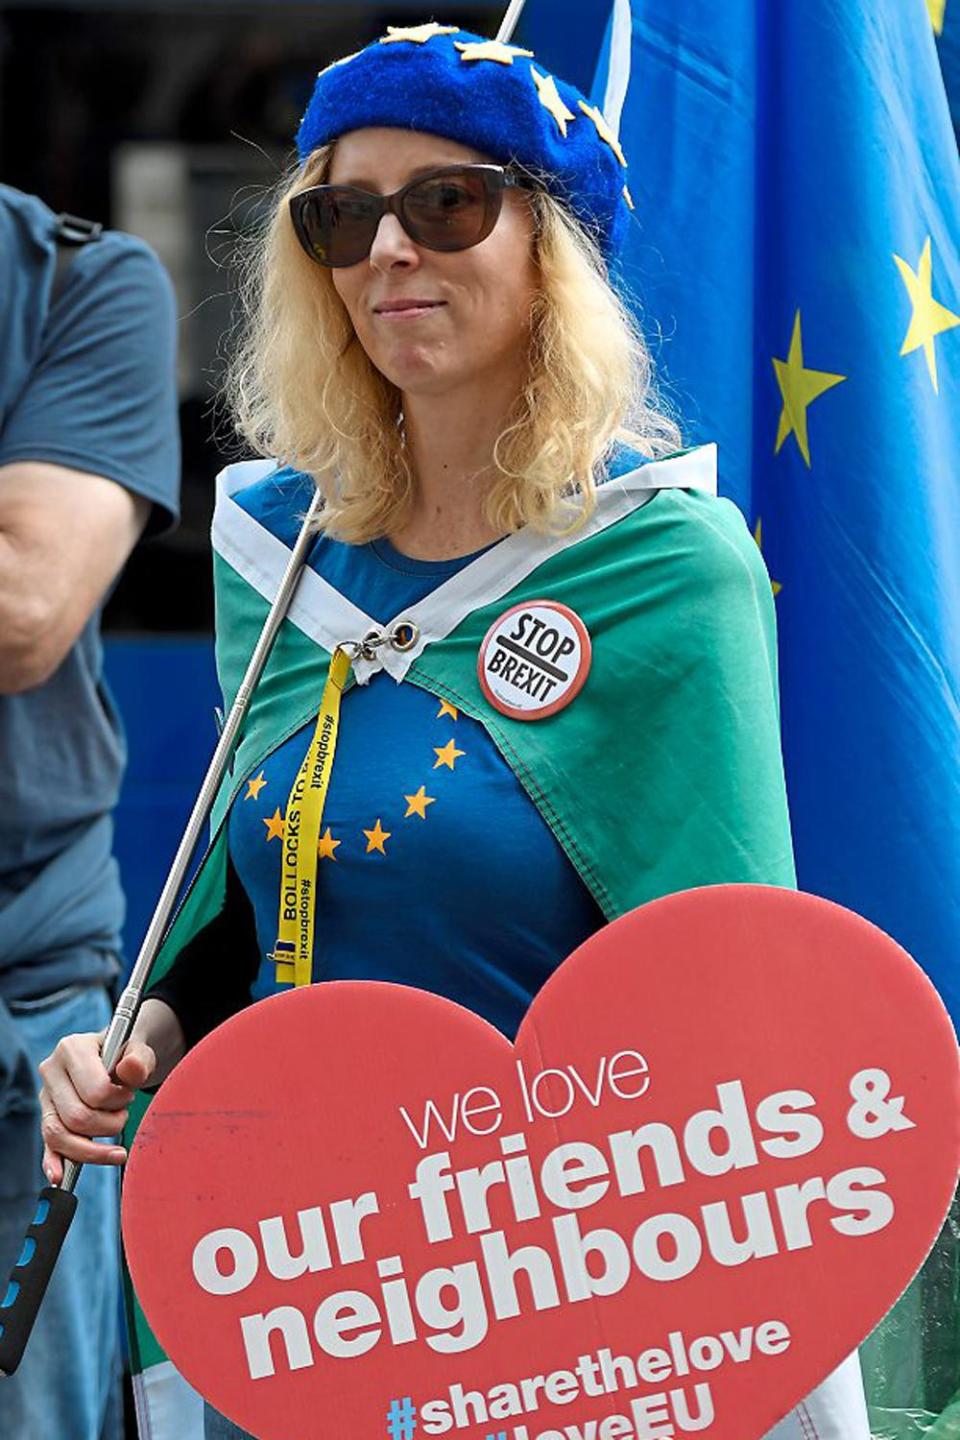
[893,236,960,395]
[530,66,577,138]
[404,785,436,819]
[753,518,783,597]
[455,39,534,65]
[317,827,341,861]
[436,699,459,721]
[577,101,628,167]
[433,739,465,771]
[772,310,846,468]
[363,818,391,854]
[262,807,285,842]
[244,771,267,801]
[927,0,945,34]
[380,23,459,45]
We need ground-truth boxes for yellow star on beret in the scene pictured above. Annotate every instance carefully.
[455,39,534,65]
[577,100,628,167]
[380,23,460,45]
[530,65,577,138]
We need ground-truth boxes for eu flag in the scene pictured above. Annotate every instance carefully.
[519,1,960,1434]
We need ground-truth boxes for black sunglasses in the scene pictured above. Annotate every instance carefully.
[289,163,524,269]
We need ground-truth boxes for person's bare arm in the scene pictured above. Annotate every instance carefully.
[0,460,149,694]
[37,997,187,1185]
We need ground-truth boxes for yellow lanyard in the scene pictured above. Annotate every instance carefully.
[270,646,353,987]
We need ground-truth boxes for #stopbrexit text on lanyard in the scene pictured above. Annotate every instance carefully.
[270,622,419,987]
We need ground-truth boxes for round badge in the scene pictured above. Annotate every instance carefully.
[477,599,592,721]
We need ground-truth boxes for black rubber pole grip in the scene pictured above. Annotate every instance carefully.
[0,1187,77,1377]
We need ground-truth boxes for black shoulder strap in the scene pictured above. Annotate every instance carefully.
[51,212,104,307]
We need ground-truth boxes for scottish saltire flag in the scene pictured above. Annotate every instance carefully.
[522,0,960,1433]
[128,442,803,1437]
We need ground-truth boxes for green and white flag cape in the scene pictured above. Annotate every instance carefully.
[124,442,796,1437]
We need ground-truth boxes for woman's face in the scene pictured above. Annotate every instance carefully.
[325,128,538,399]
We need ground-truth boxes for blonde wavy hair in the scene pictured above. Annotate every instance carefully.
[223,144,683,543]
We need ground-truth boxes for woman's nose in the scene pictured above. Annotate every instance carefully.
[369,212,420,271]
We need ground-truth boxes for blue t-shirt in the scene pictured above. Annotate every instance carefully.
[0,186,180,1000]
[225,479,605,1039]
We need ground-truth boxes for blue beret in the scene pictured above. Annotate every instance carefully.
[296,22,634,260]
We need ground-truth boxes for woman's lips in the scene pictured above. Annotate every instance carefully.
[374,301,446,320]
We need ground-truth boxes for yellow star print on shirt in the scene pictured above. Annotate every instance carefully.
[436,699,459,721]
[772,310,847,468]
[380,23,459,45]
[530,66,576,138]
[404,786,436,819]
[317,827,340,861]
[433,739,465,771]
[893,237,960,394]
[578,101,628,167]
[455,39,534,65]
[244,771,267,801]
[363,819,391,854]
[263,808,285,841]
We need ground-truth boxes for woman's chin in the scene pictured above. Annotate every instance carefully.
[376,351,459,396]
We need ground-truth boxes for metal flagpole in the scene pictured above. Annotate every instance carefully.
[497,0,529,44]
[0,487,325,1377]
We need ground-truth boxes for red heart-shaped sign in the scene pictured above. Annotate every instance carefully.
[123,885,959,1440]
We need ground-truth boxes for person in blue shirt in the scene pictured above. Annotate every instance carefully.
[0,186,180,1437]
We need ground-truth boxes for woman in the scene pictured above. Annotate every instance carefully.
[38,23,871,1440]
